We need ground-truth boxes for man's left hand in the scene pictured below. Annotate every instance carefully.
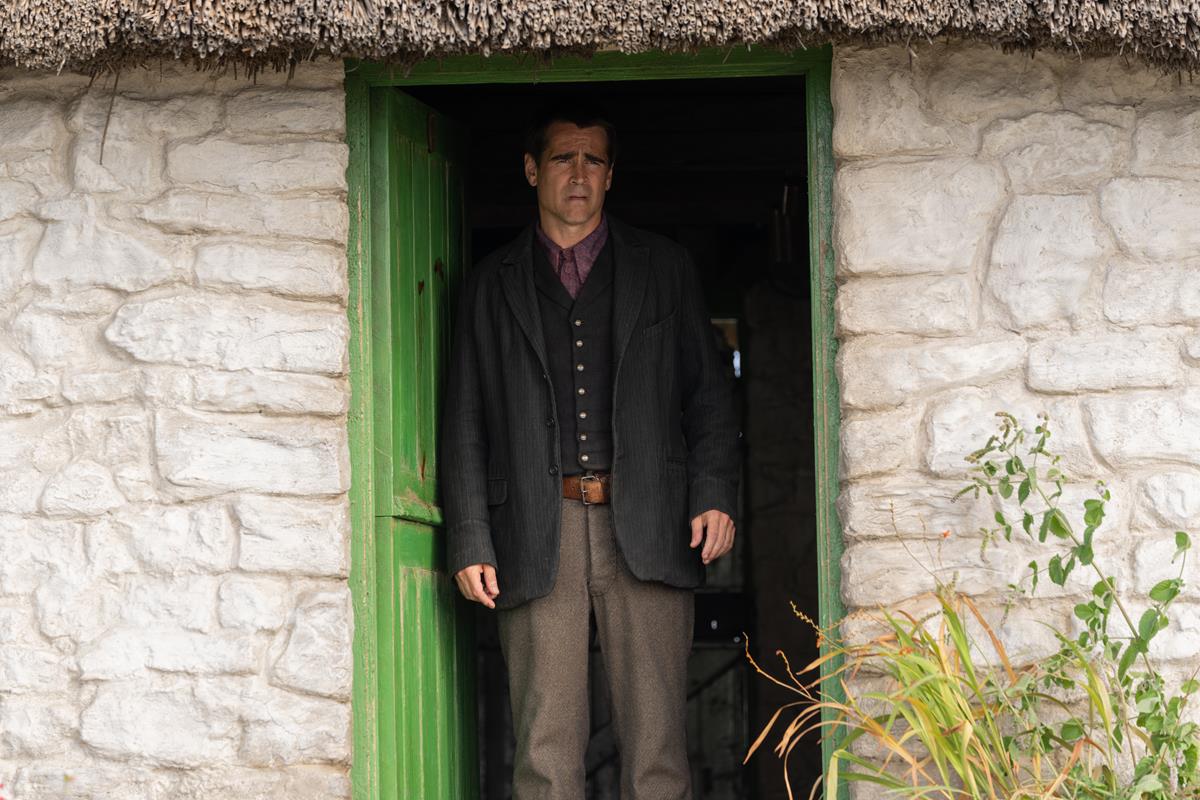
[689,509,735,565]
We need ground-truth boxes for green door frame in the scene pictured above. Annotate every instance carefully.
[344,45,843,800]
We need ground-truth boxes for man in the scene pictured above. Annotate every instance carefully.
[439,105,741,800]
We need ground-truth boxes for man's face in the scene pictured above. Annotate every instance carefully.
[524,121,613,230]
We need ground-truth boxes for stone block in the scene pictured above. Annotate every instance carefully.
[922,42,1059,124]
[1133,107,1200,180]
[0,219,40,304]
[0,646,71,694]
[34,569,122,642]
[0,97,66,160]
[119,575,219,632]
[838,334,1025,410]
[924,386,1100,478]
[147,629,261,675]
[167,139,348,193]
[174,766,352,799]
[1134,472,1200,530]
[138,190,348,243]
[836,158,1005,276]
[987,195,1111,330]
[242,690,351,766]
[84,517,139,576]
[0,342,55,413]
[105,292,348,375]
[1101,178,1200,261]
[1059,55,1182,108]
[840,537,1028,607]
[234,495,349,577]
[33,219,190,292]
[832,45,970,157]
[155,410,348,497]
[1084,390,1200,469]
[194,240,347,300]
[192,370,348,416]
[0,516,83,595]
[981,112,1127,192]
[118,502,236,574]
[1103,260,1200,326]
[226,88,345,135]
[835,274,975,336]
[11,762,178,799]
[61,370,142,404]
[0,695,75,757]
[218,575,290,631]
[193,676,350,765]
[271,589,352,699]
[839,405,921,480]
[68,94,165,194]
[1187,334,1200,364]
[837,478,997,541]
[81,678,239,767]
[0,180,39,221]
[11,308,108,370]
[1026,331,1182,392]
[40,460,125,517]
[77,627,151,680]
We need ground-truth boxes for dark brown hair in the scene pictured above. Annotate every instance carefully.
[523,105,618,165]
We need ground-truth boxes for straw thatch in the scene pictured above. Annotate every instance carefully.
[2,1,1199,72]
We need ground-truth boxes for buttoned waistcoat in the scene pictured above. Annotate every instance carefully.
[438,216,741,609]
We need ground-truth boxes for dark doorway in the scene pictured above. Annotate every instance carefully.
[407,76,821,800]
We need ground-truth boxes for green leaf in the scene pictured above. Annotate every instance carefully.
[1175,530,1192,562]
[1047,509,1072,539]
[1182,679,1200,694]
[1075,542,1094,566]
[1138,609,1161,640]
[994,510,1007,527]
[998,476,1012,498]
[1118,643,1139,681]
[1083,498,1104,527]
[1022,512,1033,536]
[1028,560,1039,592]
[1048,554,1066,586]
[1038,512,1051,543]
[1018,477,1031,504]
[1148,578,1181,604]
[1074,603,1095,621]
[1060,719,1084,742]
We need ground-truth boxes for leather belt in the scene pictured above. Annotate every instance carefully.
[562,472,612,505]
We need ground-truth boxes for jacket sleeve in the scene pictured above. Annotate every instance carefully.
[676,248,742,526]
[439,267,497,575]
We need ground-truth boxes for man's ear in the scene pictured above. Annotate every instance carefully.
[605,165,613,191]
[523,153,538,187]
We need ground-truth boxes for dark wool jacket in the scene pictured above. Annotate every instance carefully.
[438,216,741,609]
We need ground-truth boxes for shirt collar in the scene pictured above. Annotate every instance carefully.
[534,213,609,262]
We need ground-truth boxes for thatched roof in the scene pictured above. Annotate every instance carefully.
[2,1,1199,72]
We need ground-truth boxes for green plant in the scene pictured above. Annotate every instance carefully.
[746,411,1199,800]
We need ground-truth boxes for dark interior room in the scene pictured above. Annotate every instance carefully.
[406,75,822,800]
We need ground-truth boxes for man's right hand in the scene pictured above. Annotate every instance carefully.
[454,564,500,609]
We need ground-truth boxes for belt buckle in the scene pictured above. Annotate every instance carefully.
[579,473,600,505]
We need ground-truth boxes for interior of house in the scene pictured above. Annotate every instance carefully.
[404,75,821,800]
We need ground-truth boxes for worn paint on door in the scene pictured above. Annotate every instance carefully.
[368,87,478,799]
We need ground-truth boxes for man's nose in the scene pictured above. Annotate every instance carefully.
[570,160,586,182]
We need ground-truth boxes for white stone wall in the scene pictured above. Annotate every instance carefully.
[0,62,353,797]
[832,43,1200,675]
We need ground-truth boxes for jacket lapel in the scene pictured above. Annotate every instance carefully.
[498,224,551,372]
[609,217,649,373]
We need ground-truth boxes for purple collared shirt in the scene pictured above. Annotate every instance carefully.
[535,215,609,300]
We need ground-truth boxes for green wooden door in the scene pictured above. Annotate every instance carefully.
[368,88,478,799]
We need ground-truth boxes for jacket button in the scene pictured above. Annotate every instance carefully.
[548,466,558,475]
[574,319,583,327]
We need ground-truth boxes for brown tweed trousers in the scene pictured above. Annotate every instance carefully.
[497,496,695,800]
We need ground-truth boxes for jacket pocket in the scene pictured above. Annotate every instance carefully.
[641,308,678,338]
[486,477,508,506]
